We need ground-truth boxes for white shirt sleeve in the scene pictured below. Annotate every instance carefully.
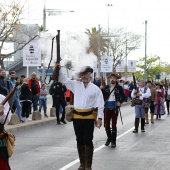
[94,89,104,119]
[58,70,75,93]
[0,96,12,124]
[141,88,151,98]
[131,89,136,98]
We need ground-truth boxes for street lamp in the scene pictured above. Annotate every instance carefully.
[125,39,135,81]
[42,0,74,80]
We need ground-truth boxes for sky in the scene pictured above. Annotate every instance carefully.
[22,0,170,64]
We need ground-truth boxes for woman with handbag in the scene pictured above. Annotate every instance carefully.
[20,78,32,122]
[0,94,12,170]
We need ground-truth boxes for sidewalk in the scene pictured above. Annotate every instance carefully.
[5,95,57,133]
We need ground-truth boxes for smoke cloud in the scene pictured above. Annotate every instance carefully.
[38,31,97,77]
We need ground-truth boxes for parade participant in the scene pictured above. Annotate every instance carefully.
[146,81,156,123]
[49,81,67,124]
[165,84,170,115]
[101,73,125,148]
[58,65,104,170]
[0,95,12,170]
[131,79,151,133]
[154,83,166,119]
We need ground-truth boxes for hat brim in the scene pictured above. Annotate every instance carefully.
[108,73,121,79]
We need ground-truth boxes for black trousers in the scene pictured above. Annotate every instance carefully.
[22,101,31,118]
[73,119,94,147]
[54,98,66,121]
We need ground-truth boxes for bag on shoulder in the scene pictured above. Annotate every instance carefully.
[4,131,15,157]
[65,105,74,122]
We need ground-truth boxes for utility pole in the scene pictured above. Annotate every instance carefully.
[97,24,100,77]
[144,20,147,81]
[42,0,46,81]
[125,39,127,81]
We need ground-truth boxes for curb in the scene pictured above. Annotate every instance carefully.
[5,117,56,133]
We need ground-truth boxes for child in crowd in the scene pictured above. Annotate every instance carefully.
[39,84,48,117]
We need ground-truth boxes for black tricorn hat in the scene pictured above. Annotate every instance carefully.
[79,66,93,75]
[108,73,121,79]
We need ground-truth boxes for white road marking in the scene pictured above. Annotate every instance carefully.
[59,126,134,170]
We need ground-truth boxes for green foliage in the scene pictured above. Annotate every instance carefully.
[136,55,167,80]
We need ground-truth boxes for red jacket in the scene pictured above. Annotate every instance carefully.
[28,78,40,94]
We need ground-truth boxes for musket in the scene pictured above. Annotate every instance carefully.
[0,83,19,133]
[131,73,138,107]
[51,30,61,82]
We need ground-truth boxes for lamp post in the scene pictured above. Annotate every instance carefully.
[125,39,135,81]
[144,20,147,81]
[42,0,74,80]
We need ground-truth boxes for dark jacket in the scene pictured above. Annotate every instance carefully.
[20,83,32,101]
[0,76,11,96]
[101,83,126,106]
[49,81,67,99]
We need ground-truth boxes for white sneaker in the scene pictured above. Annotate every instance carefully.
[26,118,32,121]
[22,117,26,122]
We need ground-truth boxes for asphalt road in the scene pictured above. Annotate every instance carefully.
[9,103,135,170]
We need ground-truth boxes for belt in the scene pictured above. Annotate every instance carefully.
[74,110,93,116]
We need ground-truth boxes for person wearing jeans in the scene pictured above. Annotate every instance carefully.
[39,84,48,117]
[8,71,24,122]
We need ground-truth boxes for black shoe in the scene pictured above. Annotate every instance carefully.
[141,129,145,132]
[60,119,67,124]
[111,142,116,148]
[133,129,138,133]
[105,138,111,146]
[57,121,61,125]
[44,114,48,118]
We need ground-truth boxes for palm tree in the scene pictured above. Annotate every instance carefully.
[85,27,109,60]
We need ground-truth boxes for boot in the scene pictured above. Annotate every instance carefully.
[105,130,111,146]
[60,112,67,124]
[85,146,93,170]
[111,130,117,148]
[141,118,145,132]
[150,113,154,123]
[77,146,85,170]
[133,118,139,133]
[145,113,149,124]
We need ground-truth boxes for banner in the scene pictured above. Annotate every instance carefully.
[100,56,113,72]
[116,60,125,72]
[23,41,41,66]
[128,60,136,72]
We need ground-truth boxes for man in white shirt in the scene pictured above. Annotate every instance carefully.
[131,79,151,133]
[58,65,104,170]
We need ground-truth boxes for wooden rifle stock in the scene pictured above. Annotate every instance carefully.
[131,73,138,107]
[0,83,19,132]
[132,73,137,91]
[51,30,60,81]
